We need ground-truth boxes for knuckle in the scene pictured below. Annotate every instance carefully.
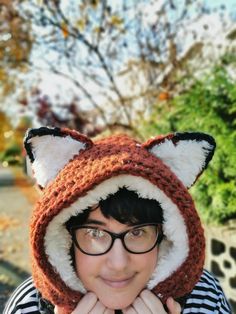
[140,289,149,298]
[86,292,97,302]
[133,296,142,306]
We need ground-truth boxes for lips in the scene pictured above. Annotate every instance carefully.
[100,276,135,288]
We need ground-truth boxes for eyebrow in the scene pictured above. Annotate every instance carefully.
[84,219,106,226]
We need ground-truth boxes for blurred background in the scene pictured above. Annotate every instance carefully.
[0,0,236,312]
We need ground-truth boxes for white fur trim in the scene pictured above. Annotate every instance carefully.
[150,139,214,188]
[44,175,189,292]
[29,135,86,187]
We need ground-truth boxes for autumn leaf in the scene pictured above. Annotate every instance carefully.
[61,22,69,38]
[93,26,104,34]
[75,18,87,32]
[89,0,99,9]
[110,15,123,27]
[0,0,11,5]
[0,0,32,97]
[158,92,170,101]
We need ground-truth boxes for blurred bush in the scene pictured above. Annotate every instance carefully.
[0,112,31,167]
[0,143,22,166]
[139,55,236,225]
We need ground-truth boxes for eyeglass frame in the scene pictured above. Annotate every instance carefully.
[69,223,163,256]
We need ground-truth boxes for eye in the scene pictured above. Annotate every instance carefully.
[85,228,105,239]
[129,228,144,237]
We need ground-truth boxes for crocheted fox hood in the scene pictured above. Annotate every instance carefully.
[24,127,216,313]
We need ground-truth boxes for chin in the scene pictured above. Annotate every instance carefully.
[99,294,136,310]
[102,301,131,310]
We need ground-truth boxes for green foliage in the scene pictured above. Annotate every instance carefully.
[0,143,22,166]
[140,64,236,225]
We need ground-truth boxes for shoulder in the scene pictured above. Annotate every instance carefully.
[183,269,232,313]
[3,277,40,314]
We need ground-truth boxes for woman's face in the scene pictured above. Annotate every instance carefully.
[74,207,158,310]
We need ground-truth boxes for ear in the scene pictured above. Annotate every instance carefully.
[143,132,216,188]
[24,127,93,188]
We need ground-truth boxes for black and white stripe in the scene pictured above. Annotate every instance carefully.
[3,270,232,313]
[3,277,39,314]
[183,270,232,314]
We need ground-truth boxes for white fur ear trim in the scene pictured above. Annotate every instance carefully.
[29,135,86,187]
[149,137,214,188]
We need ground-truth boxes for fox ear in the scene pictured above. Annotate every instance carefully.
[143,132,216,188]
[24,127,93,188]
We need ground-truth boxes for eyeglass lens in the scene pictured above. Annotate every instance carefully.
[73,224,160,255]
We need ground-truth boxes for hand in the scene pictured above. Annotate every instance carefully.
[122,289,181,314]
[54,292,114,314]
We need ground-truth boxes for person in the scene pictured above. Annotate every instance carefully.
[4,127,232,314]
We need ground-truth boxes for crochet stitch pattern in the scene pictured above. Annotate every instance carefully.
[25,128,216,313]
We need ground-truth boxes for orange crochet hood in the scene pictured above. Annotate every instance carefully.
[24,127,216,313]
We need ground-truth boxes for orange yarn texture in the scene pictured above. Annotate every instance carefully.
[29,132,205,313]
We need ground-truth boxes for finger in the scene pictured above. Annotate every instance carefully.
[122,306,137,314]
[89,300,106,314]
[132,296,152,314]
[166,297,182,314]
[54,305,72,314]
[54,306,61,314]
[71,292,97,314]
[139,289,165,313]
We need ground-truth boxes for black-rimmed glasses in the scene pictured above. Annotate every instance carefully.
[69,223,163,256]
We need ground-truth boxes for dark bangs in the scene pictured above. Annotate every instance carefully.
[66,187,163,229]
[99,187,163,225]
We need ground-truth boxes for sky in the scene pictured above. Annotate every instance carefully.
[4,0,236,125]
[32,0,236,115]
[206,0,236,10]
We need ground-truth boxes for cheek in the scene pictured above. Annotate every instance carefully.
[139,248,158,279]
[75,249,89,277]
[74,249,100,287]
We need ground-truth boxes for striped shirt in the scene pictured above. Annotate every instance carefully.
[3,270,232,313]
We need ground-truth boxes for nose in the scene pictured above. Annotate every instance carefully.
[106,238,130,270]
